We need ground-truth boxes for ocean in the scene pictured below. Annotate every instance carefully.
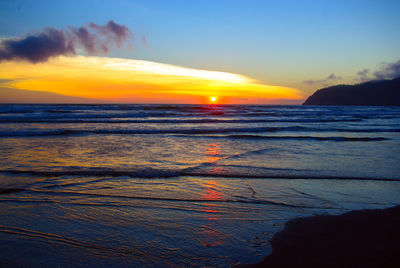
[0,104,399,267]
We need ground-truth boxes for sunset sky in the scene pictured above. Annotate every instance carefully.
[1,0,399,104]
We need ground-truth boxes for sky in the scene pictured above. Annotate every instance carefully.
[0,0,399,104]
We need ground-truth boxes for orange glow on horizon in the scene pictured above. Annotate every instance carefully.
[0,55,304,104]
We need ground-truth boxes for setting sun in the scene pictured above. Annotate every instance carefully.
[210,96,217,102]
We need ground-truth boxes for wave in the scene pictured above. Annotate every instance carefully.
[1,169,398,181]
[192,135,389,142]
[0,118,364,124]
[0,188,334,209]
[0,196,316,210]
[26,189,306,208]
[0,168,180,178]
[2,110,398,121]
[0,125,397,137]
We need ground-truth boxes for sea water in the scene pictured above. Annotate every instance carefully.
[0,104,399,267]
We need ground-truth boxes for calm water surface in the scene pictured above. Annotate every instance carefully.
[0,104,399,267]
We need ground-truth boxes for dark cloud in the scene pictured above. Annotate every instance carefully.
[304,73,341,86]
[0,28,74,63]
[0,20,133,63]
[68,26,96,53]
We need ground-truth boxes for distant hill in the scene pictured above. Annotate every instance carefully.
[0,87,105,104]
[303,77,400,106]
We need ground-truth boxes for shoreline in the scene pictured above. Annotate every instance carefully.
[240,205,400,268]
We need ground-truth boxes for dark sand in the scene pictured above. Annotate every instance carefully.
[242,205,400,268]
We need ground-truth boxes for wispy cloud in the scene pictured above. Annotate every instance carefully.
[0,79,13,85]
[304,59,400,88]
[373,60,400,80]
[303,73,342,87]
[141,35,151,49]
[356,60,400,82]
[0,21,133,63]
[357,69,370,82]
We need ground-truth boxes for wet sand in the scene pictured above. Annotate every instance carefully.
[242,205,400,268]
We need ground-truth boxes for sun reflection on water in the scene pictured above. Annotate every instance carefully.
[199,180,226,247]
[201,180,223,201]
[205,143,221,163]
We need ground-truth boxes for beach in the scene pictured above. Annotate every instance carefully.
[0,104,399,267]
[243,205,400,267]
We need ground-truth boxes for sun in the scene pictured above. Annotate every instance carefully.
[210,96,217,102]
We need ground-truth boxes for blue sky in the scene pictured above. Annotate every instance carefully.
[1,0,399,95]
